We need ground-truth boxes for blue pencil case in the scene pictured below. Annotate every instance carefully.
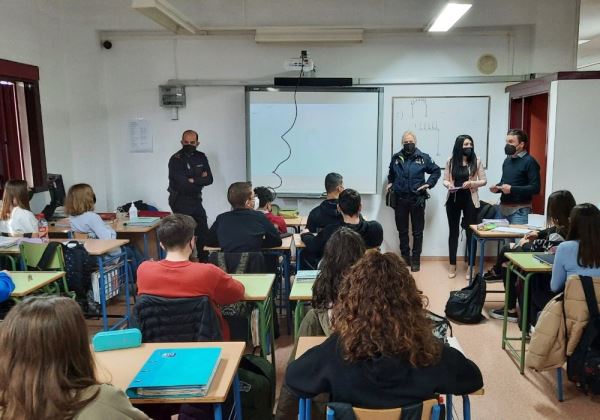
[92,328,142,352]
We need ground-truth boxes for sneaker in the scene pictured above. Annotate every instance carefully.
[483,268,502,281]
[448,265,456,279]
[489,308,518,323]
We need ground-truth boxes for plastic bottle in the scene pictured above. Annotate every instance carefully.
[37,213,49,242]
[129,201,138,221]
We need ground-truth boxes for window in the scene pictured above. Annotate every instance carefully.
[0,58,47,195]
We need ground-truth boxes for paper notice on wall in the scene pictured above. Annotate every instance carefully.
[128,118,153,153]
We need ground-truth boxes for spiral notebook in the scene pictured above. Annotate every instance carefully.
[126,347,221,398]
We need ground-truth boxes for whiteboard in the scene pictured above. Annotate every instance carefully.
[246,87,382,196]
[391,96,490,167]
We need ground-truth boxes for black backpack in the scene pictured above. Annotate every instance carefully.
[477,200,496,223]
[445,273,487,324]
[567,275,600,394]
[238,353,276,420]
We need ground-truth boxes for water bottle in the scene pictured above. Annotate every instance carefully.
[37,213,49,242]
[129,201,138,221]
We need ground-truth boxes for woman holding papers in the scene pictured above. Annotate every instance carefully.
[0,296,148,419]
[443,135,487,279]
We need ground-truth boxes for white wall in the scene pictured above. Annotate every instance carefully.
[548,79,600,205]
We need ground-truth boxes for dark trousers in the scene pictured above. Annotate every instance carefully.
[170,196,209,262]
[394,194,425,263]
[445,190,477,265]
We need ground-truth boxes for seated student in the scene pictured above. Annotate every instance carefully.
[301,189,382,268]
[0,296,149,419]
[488,190,576,322]
[206,182,282,252]
[65,183,116,240]
[306,172,344,233]
[254,186,287,234]
[137,214,245,340]
[0,179,39,237]
[551,203,600,293]
[285,251,483,408]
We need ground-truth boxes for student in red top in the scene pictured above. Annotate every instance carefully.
[254,186,288,234]
[136,213,245,340]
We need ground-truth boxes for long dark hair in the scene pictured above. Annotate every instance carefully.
[332,251,442,366]
[450,135,477,179]
[567,203,600,268]
[546,190,576,236]
[1,180,31,220]
[0,296,99,419]
[312,227,366,310]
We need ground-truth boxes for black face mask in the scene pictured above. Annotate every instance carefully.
[504,144,517,156]
[403,143,416,154]
[182,144,197,154]
[463,148,473,157]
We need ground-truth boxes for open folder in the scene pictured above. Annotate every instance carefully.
[127,347,221,398]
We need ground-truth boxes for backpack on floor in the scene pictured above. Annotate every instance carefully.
[567,275,600,394]
[445,273,487,324]
[238,353,275,420]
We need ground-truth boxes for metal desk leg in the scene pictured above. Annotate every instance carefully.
[469,235,476,282]
[306,397,311,419]
[446,394,453,420]
[462,395,471,420]
[296,248,303,271]
[213,403,223,420]
[294,301,306,338]
[283,251,292,333]
[233,373,243,420]
[478,238,486,278]
[97,256,109,331]
[501,263,511,350]
[123,257,131,324]
[519,272,533,374]
[299,398,306,420]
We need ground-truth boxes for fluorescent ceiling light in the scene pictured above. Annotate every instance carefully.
[132,0,198,35]
[428,2,472,32]
[578,39,591,45]
[255,27,363,43]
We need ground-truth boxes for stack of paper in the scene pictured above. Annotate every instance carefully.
[0,237,18,248]
[296,270,320,283]
[126,217,160,226]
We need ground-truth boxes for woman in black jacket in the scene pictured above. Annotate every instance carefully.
[285,251,483,409]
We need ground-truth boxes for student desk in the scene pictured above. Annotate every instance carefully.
[49,218,161,260]
[502,252,553,374]
[285,216,308,233]
[94,341,245,420]
[233,273,276,366]
[468,224,530,282]
[0,245,20,270]
[295,336,484,420]
[205,236,294,331]
[51,238,132,331]
[289,277,316,337]
[9,271,67,301]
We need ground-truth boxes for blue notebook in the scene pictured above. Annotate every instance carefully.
[127,347,221,398]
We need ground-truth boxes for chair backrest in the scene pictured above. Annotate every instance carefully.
[327,399,439,420]
[19,241,65,270]
[132,294,223,343]
[208,251,266,274]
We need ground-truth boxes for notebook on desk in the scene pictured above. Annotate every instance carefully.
[125,217,160,226]
[296,270,320,282]
[0,237,18,248]
[127,347,221,398]
[534,254,555,265]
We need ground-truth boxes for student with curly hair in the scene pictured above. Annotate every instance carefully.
[285,251,483,408]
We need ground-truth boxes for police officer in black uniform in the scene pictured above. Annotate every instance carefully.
[168,130,213,261]
[387,130,441,272]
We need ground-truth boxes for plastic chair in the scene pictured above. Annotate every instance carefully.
[323,399,442,420]
[18,241,74,298]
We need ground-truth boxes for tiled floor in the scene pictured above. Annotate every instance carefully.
[91,260,600,419]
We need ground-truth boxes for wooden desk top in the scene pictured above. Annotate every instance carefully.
[94,341,245,404]
[294,233,305,249]
[0,245,21,255]
[50,238,130,256]
[285,216,308,227]
[290,280,314,301]
[49,218,158,234]
[205,235,293,252]
[10,271,66,297]
[232,273,276,301]
[469,224,531,238]
[296,336,327,359]
[505,252,553,273]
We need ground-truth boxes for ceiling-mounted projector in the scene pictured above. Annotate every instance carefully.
[284,50,315,71]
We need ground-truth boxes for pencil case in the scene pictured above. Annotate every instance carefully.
[92,328,142,352]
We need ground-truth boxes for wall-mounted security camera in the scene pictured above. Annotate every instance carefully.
[102,40,113,50]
